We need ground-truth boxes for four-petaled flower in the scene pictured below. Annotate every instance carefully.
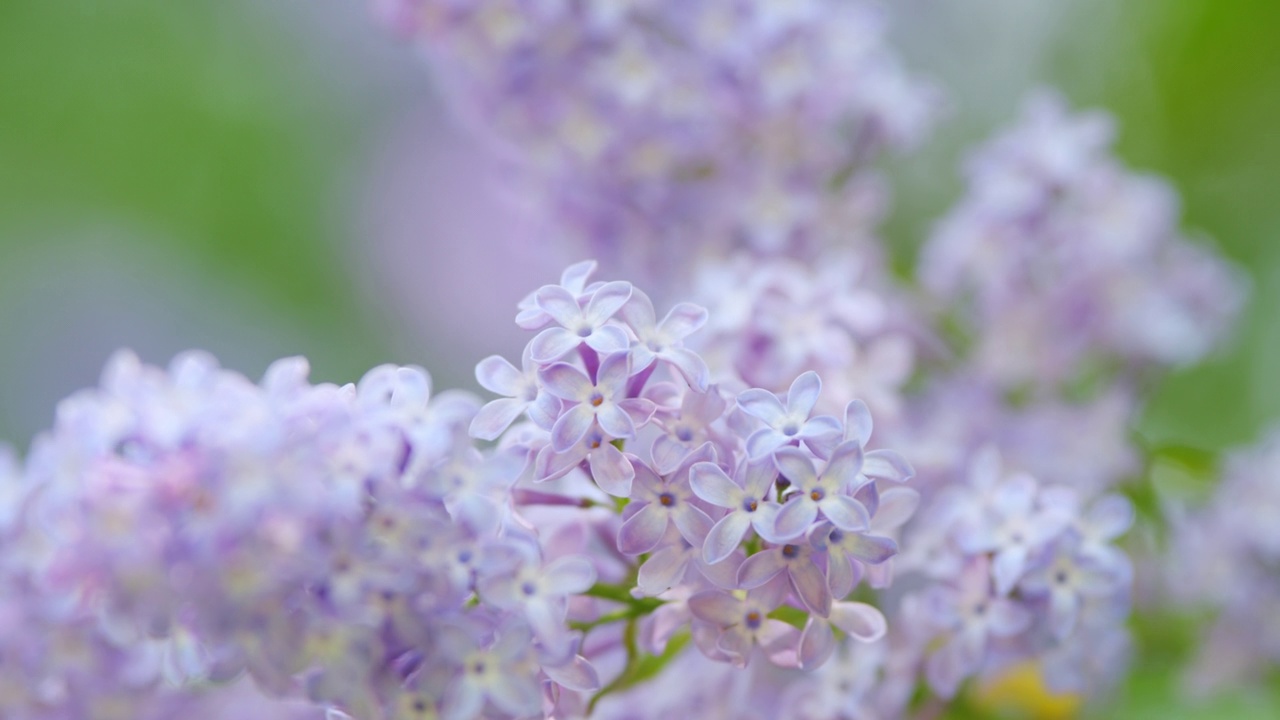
[539,352,656,452]
[529,281,634,362]
[689,459,782,564]
[737,371,842,461]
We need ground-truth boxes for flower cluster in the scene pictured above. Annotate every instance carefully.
[0,262,912,719]
[919,91,1244,392]
[379,0,936,275]
[1167,429,1280,694]
[892,447,1135,701]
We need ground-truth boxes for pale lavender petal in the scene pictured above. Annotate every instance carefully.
[543,557,597,595]
[743,459,778,498]
[443,681,483,720]
[617,503,668,555]
[618,287,657,333]
[854,480,880,517]
[861,449,914,483]
[684,386,727,423]
[786,371,822,417]
[530,327,583,362]
[750,503,785,542]
[968,445,1002,490]
[746,428,787,461]
[925,644,966,699]
[596,404,637,441]
[993,545,1030,596]
[469,398,526,441]
[629,344,657,374]
[688,590,742,626]
[584,281,633,324]
[1049,590,1079,639]
[789,562,832,617]
[798,414,843,441]
[992,474,1037,516]
[632,461,665,497]
[637,546,689,595]
[671,503,714,545]
[830,602,887,642]
[659,302,708,339]
[1087,494,1135,540]
[799,618,836,670]
[822,441,865,488]
[737,550,788,588]
[988,598,1033,636]
[844,533,898,565]
[585,324,632,355]
[651,435,690,476]
[541,654,600,692]
[596,352,631,394]
[737,388,788,425]
[704,513,752,565]
[525,597,567,650]
[662,347,710,392]
[535,443,588,483]
[872,486,921,531]
[539,363,593,401]
[560,259,597,293]
[773,447,818,488]
[618,397,657,428]
[527,392,561,429]
[489,672,544,717]
[821,495,871,532]
[827,552,856,598]
[535,284,585,327]
[697,550,743,588]
[690,462,742,508]
[475,355,523,396]
[551,404,595,451]
[844,399,873,445]
[589,442,634,497]
[716,628,753,665]
[772,498,818,539]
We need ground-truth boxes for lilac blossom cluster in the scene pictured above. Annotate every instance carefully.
[0,263,914,719]
[920,91,1244,393]
[1167,429,1280,694]
[377,0,936,274]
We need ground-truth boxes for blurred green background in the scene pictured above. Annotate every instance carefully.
[1,0,1277,716]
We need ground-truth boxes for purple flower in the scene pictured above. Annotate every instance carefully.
[533,420,635,496]
[478,555,597,660]
[616,452,715,556]
[770,442,871,540]
[470,347,561,440]
[738,540,832,617]
[529,281,633,362]
[689,459,781,565]
[737,371,842,461]
[797,600,888,670]
[619,289,711,390]
[539,352,656,451]
[688,576,799,669]
[516,260,600,330]
[650,385,730,475]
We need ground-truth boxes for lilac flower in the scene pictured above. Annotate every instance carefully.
[813,520,898,600]
[797,600,888,670]
[738,540,832,617]
[470,347,561,440]
[533,420,635,496]
[689,459,782,565]
[1020,534,1126,640]
[737,371,842,461]
[529,281,634,362]
[634,515,738,597]
[770,442,871,540]
[539,352,656,451]
[479,554,597,659]
[650,385,730,475]
[842,399,915,484]
[619,289,711,390]
[437,621,544,720]
[922,558,1033,698]
[953,471,1070,595]
[616,453,714,555]
[515,259,601,330]
[688,576,799,668]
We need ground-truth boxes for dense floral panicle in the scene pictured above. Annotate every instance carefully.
[1168,428,1280,693]
[919,90,1244,390]
[886,446,1134,698]
[383,1,936,277]
[694,253,919,423]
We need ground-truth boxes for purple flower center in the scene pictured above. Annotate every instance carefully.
[675,426,694,442]
[659,492,676,507]
[809,489,824,501]
[521,581,537,596]
[742,498,758,512]
[577,326,594,338]
[782,544,799,559]
[745,611,763,630]
[781,423,799,437]
[589,392,605,408]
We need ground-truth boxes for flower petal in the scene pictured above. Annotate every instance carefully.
[543,557,597,595]
[469,398,526,441]
[584,281,633,324]
[772,498,818,540]
[551,404,595,452]
[786,371,822,417]
[618,397,657,429]
[704,513,752,565]
[826,551,856,599]
[541,653,599,693]
[588,442,634,497]
[618,288,657,334]
[798,618,836,670]
[636,546,689,596]
[872,486,920,531]
[992,545,1030,596]
[789,561,832,617]
[661,347,710,392]
[535,284,585,326]
[596,404,637,441]
[745,428,786,461]
[820,495,871,532]
[737,388,788,425]
[538,363,593,401]
[672,503,714,545]
[843,533,898,565]
[689,462,742,508]
[861,449,914,483]
[844,400,874,446]
[738,549,788,589]
[830,602,887,642]
[474,355,523,396]
[658,302,708,340]
[617,503,668,555]
[1087,494,1135,540]
[773,447,818,489]
[585,324,632,355]
[688,590,742,626]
